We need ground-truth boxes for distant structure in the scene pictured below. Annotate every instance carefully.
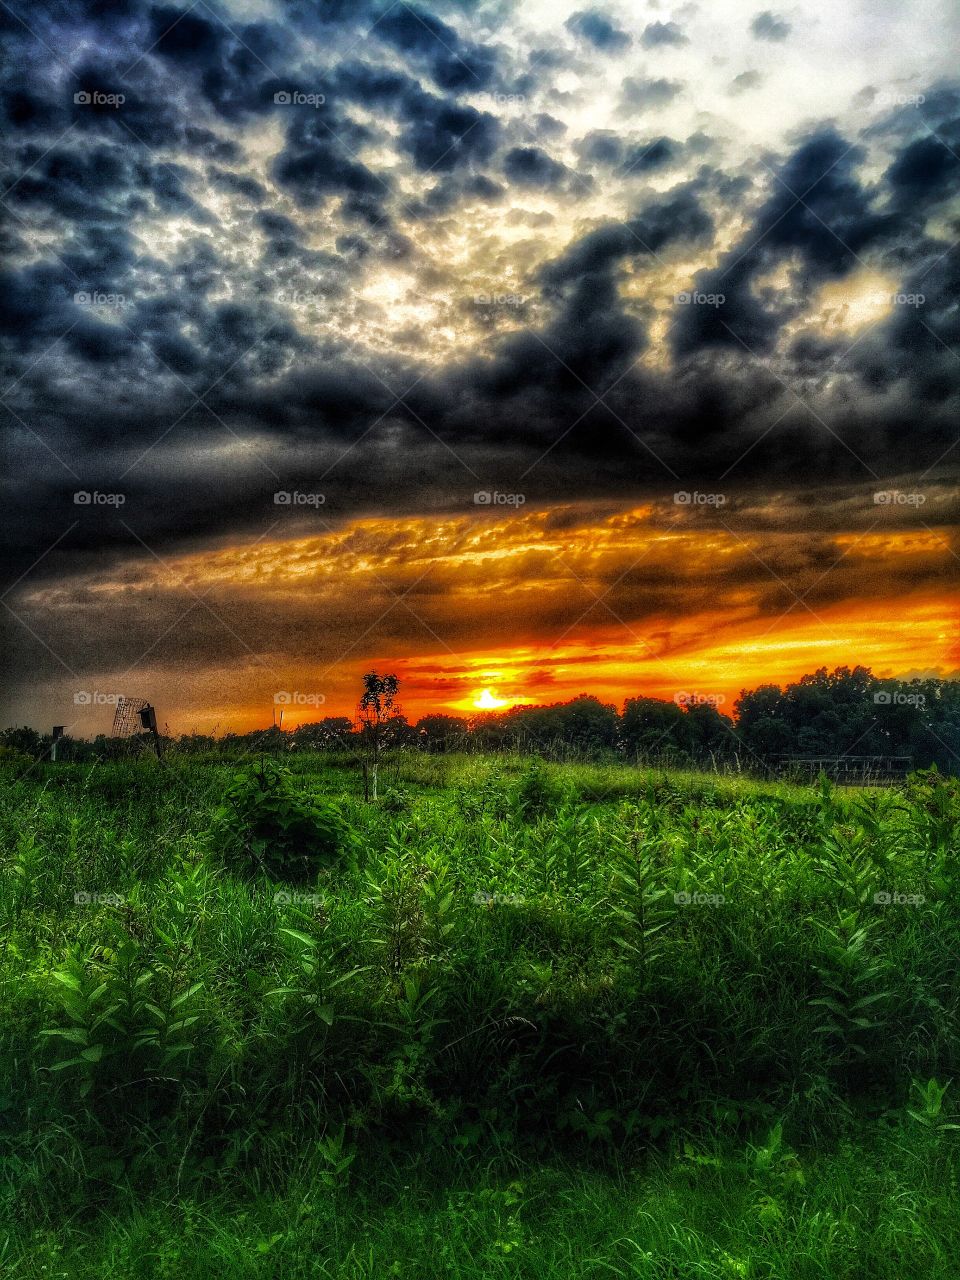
[111,697,162,757]
[772,755,912,785]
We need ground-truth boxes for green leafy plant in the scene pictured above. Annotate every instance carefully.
[808,919,892,1068]
[39,921,204,1097]
[315,1125,357,1189]
[212,758,349,881]
[511,759,568,820]
[269,925,365,1037]
[907,1078,960,1132]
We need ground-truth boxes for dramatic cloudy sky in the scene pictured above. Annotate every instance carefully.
[1,0,958,733]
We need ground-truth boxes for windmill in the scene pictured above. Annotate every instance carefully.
[111,697,163,758]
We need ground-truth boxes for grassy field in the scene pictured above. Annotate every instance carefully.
[1,751,959,1278]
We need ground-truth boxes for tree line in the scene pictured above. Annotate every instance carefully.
[2,666,958,777]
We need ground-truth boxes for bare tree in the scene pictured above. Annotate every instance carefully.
[357,672,400,801]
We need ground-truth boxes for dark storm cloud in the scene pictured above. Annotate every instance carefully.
[576,132,680,173]
[575,130,623,166]
[620,76,684,108]
[623,137,680,173]
[886,132,960,204]
[0,0,958,607]
[209,167,266,204]
[730,71,763,94]
[399,96,500,171]
[541,187,713,286]
[672,127,906,356]
[502,146,587,191]
[751,11,792,41]
[271,104,388,209]
[531,113,568,140]
[640,22,688,48]
[565,10,632,53]
[374,3,497,92]
[146,6,296,121]
[404,172,504,219]
[328,58,503,174]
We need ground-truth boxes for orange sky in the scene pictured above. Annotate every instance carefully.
[386,594,957,723]
[19,495,952,736]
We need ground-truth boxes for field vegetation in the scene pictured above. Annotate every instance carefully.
[1,751,958,1277]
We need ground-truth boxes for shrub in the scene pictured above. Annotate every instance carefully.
[380,785,412,815]
[0,745,36,772]
[511,759,569,819]
[211,758,349,881]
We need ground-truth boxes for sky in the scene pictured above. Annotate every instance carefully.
[1,0,958,734]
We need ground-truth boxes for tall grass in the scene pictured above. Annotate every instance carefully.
[1,753,958,1275]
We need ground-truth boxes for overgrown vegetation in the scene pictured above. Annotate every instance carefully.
[211,757,351,881]
[1,752,958,1276]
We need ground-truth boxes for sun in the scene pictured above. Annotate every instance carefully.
[473,687,511,710]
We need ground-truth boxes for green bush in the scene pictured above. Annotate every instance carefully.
[380,785,412,815]
[211,758,350,881]
[511,759,569,819]
[0,745,36,772]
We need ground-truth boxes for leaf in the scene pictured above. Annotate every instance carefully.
[281,928,318,949]
[172,983,204,1007]
[39,1028,88,1045]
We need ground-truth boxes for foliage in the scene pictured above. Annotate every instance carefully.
[510,758,570,818]
[12,667,958,777]
[211,757,350,880]
[2,752,960,1274]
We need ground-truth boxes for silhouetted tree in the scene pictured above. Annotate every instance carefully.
[357,672,401,800]
[292,717,355,751]
[415,715,468,752]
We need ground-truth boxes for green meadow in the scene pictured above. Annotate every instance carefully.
[1,751,958,1278]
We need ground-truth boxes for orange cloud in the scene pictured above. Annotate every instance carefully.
[12,499,957,735]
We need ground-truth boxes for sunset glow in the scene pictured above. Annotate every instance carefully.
[472,689,513,711]
[10,499,954,735]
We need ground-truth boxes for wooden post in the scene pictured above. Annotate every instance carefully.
[138,705,163,759]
